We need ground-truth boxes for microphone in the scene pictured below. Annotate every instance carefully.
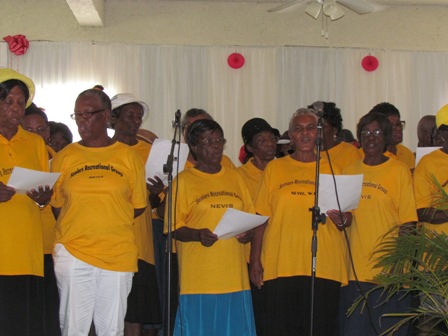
[312,101,324,117]
[312,101,324,148]
[172,109,181,128]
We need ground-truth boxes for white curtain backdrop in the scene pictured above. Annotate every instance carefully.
[9,42,448,164]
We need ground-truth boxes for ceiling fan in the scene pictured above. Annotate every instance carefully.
[268,0,378,21]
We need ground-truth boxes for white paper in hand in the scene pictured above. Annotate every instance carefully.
[318,174,363,213]
[7,166,61,194]
[145,139,189,186]
[213,208,269,240]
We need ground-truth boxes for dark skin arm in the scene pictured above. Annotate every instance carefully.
[174,226,218,247]
[146,176,165,209]
[417,208,448,224]
[249,220,267,289]
[398,221,416,236]
[0,182,15,203]
[26,185,53,207]
[326,210,353,231]
[52,207,61,220]
[235,230,254,244]
[134,207,146,218]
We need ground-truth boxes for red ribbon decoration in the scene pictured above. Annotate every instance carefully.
[361,55,379,72]
[3,34,30,56]
[227,53,245,69]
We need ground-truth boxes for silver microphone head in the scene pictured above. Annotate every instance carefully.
[312,101,324,117]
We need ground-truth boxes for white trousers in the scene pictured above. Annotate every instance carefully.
[53,244,133,336]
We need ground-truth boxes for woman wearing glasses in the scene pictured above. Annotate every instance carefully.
[168,119,256,336]
[335,112,417,336]
[50,89,147,335]
[181,108,235,169]
[364,102,415,171]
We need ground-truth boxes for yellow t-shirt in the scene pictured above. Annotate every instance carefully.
[168,166,254,294]
[414,149,448,234]
[236,159,264,200]
[236,159,265,262]
[0,126,49,276]
[130,140,155,265]
[51,141,147,272]
[359,144,415,170]
[254,155,348,284]
[325,141,362,170]
[47,145,57,160]
[345,158,417,282]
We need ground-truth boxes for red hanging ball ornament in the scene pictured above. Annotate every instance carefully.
[361,55,379,72]
[227,53,245,69]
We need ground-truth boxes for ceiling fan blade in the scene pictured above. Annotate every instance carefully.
[323,0,344,20]
[305,1,322,19]
[267,0,308,13]
[337,0,375,14]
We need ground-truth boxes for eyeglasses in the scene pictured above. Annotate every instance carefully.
[70,108,105,120]
[198,137,227,146]
[392,120,406,130]
[256,135,279,146]
[360,129,384,138]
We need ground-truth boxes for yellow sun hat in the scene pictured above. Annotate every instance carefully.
[436,104,448,128]
[0,68,35,107]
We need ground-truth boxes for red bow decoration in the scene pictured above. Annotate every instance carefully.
[3,34,29,56]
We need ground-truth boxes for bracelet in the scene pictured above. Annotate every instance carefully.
[36,201,49,209]
[342,217,348,226]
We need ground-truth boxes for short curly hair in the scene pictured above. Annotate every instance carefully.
[369,102,400,118]
[308,101,343,132]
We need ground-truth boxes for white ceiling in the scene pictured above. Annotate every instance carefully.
[66,0,448,26]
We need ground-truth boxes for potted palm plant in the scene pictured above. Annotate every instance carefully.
[349,177,448,335]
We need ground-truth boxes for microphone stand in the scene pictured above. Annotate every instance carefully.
[309,113,326,336]
[163,110,181,336]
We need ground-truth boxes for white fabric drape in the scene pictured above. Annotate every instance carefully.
[12,42,448,164]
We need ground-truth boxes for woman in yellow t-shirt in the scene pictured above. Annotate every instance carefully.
[169,119,256,336]
[251,108,347,336]
[331,112,417,336]
[51,89,147,336]
[110,93,162,335]
[0,69,52,336]
[22,103,60,335]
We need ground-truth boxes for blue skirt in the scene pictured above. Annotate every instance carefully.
[174,290,256,336]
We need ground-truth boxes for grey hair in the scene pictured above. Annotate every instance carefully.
[289,108,318,131]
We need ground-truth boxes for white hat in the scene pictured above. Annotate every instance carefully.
[111,93,149,119]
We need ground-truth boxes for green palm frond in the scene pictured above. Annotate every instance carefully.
[348,225,448,335]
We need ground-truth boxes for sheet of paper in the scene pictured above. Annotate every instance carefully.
[7,166,61,194]
[213,208,269,240]
[146,139,189,186]
[318,174,363,213]
[416,146,441,166]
